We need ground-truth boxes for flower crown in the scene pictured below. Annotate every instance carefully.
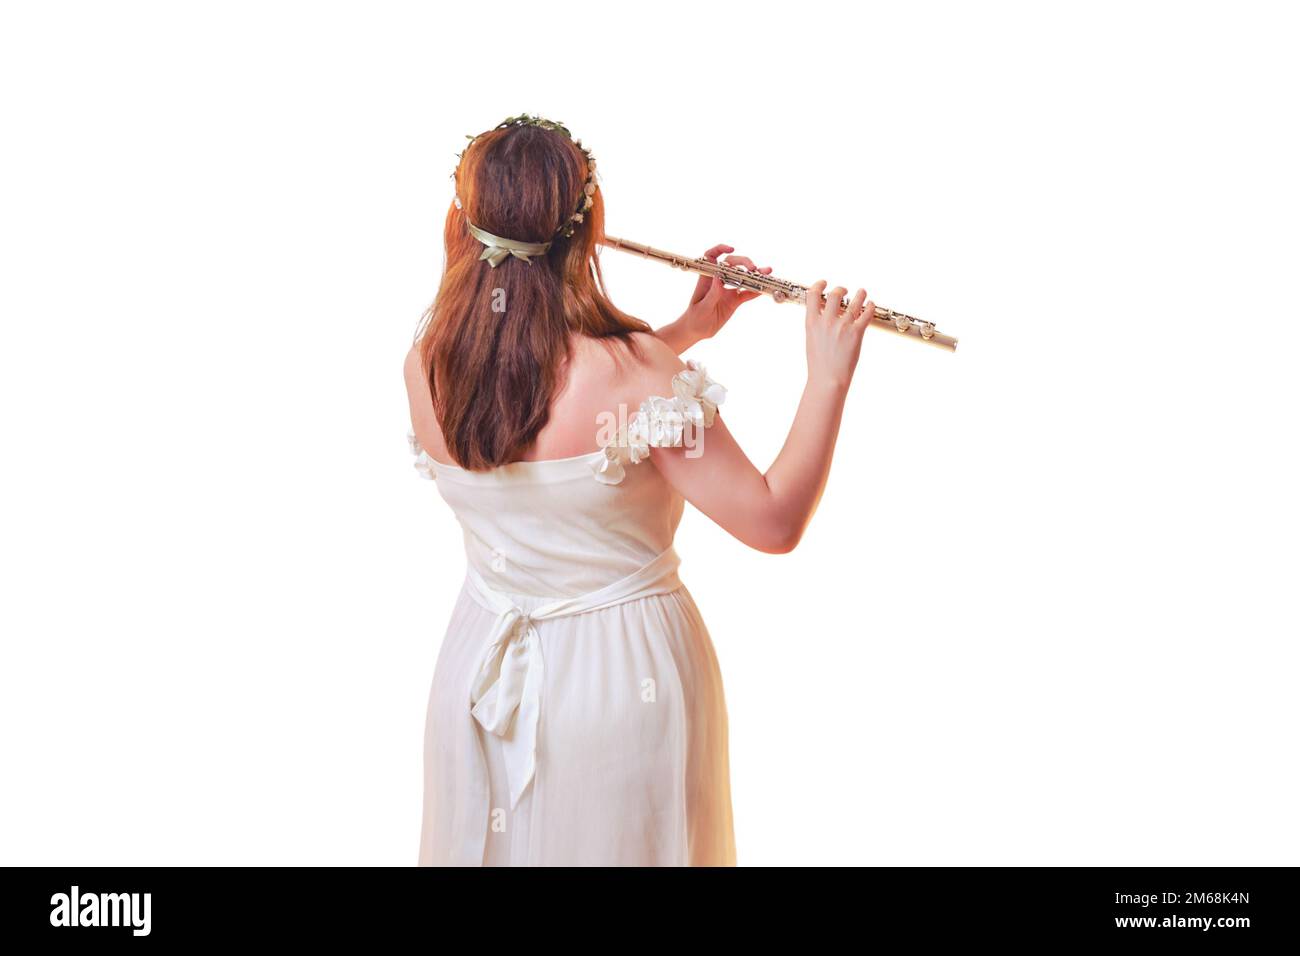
[452,113,598,247]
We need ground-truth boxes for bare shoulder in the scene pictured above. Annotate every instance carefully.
[612,331,688,400]
[404,341,448,459]
[564,331,681,391]
[403,342,427,400]
[628,331,686,376]
[531,331,684,458]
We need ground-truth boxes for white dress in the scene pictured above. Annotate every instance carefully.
[409,362,736,866]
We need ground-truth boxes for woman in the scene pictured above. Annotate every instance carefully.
[405,115,873,866]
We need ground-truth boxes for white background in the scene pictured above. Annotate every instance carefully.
[2,1,1296,866]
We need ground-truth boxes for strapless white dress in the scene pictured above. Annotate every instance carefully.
[409,362,735,866]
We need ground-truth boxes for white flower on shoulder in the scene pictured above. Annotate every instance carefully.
[590,364,728,484]
[413,450,437,480]
[642,395,685,447]
[592,445,626,485]
[625,409,651,463]
[672,360,726,427]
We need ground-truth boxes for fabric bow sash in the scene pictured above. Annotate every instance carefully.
[468,603,546,811]
[460,546,686,814]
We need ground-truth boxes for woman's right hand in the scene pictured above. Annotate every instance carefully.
[804,280,873,389]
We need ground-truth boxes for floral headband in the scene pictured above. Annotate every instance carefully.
[452,114,598,267]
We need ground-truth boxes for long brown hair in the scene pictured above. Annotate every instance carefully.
[415,121,650,470]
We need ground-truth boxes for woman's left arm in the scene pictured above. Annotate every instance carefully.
[654,244,771,354]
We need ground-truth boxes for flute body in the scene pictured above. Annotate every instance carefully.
[601,235,957,353]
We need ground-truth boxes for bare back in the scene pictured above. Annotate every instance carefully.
[406,330,685,468]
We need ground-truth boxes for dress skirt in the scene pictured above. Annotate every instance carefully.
[417,577,735,867]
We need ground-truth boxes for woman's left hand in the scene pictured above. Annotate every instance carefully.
[680,244,772,341]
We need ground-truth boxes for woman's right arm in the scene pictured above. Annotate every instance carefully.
[650,282,873,554]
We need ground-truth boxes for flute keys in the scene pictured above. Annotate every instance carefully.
[722,264,748,290]
[894,314,910,333]
[919,322,936,340]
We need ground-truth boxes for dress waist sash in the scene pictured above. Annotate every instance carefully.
[461,546,684,815]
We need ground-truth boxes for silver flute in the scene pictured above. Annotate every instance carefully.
[601,235,957,353]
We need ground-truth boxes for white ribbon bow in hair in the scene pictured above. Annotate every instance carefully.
[467,222,552,268]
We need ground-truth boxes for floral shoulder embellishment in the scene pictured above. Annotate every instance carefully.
[408,431,437,480]
[593,360,727,485]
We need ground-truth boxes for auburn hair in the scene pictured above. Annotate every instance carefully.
[414,122,650,470]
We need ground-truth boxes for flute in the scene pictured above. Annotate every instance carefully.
[601,235,957,353]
